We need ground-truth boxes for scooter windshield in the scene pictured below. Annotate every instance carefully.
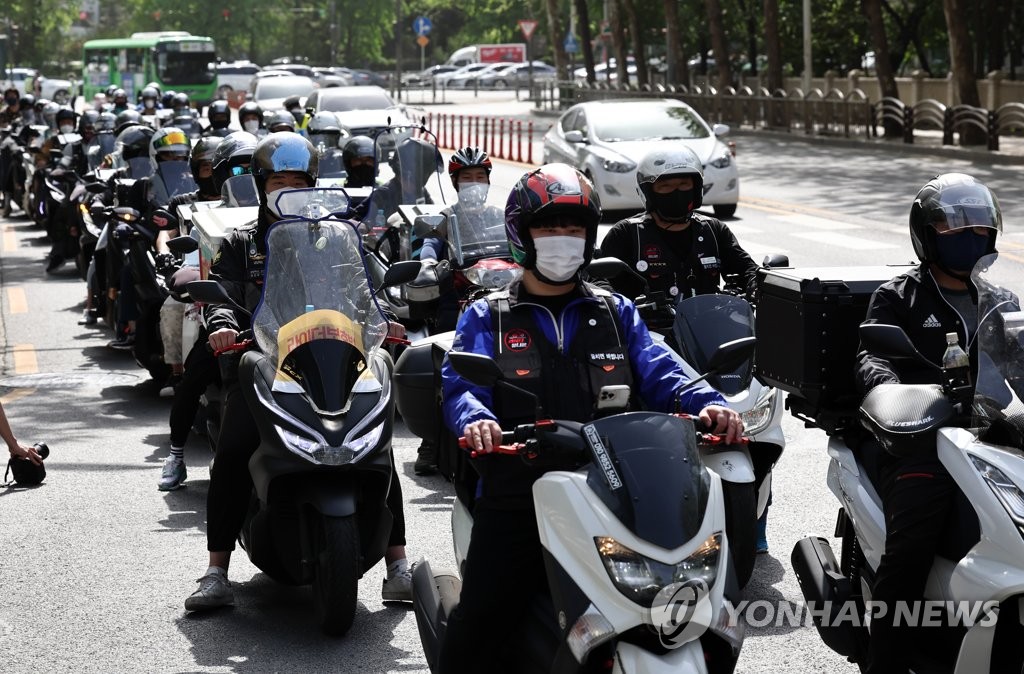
[151,160,199,205]
[673,294,755,395]
[318,148,346,180]
[220,174,259,207]
[370,126,446,220]
[253,188,389,411]
[584,412,710,549]
[125,156,153,179]
[970,252,1024,444]
[446,183,509,268]
[87,134,116,170]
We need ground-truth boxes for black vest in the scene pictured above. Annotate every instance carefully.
[487,287,634,425]
[628,215,723,299]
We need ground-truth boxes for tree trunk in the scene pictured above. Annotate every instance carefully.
[544,0,570,87]
[942,0,985,145]
[608,0,629,84]
[704,0,732,90]
[664,0,687,87]
[985,0,1006,72]
[575,0,597,84]
[862,0,902,137]
[764,0,783,91]
[620,0,649,86]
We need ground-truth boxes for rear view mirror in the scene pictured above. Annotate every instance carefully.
[761,254,789,268]
[151,208,179,231]
[381,259,421,290]
[859,324,928,363]
[185,280,252,318]
[85,181,107,194]
[167,235,198,255]
[447,351,505,388]
[705,336,757,375]
[564,130,585,144]
[412,214,445,238]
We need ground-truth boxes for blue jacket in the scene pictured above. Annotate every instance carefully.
[442,282,727,435]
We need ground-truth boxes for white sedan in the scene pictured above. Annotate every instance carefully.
[542,99,739,217]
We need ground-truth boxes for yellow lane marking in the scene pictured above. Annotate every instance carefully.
[2,224,15,253]
[0,388,35,405]
[12,345,38,374]
[1000,251,1024,264]
[6,287,27,314]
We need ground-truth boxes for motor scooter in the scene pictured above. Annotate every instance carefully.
[790,252,1024,672]
[413,341,755,673]
[187,187,420,635]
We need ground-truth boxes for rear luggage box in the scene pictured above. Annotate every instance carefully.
[755,265,915,433]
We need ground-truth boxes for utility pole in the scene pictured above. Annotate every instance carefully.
[329,0,337,67]
[802,0,811,91]
[394,0,403,101]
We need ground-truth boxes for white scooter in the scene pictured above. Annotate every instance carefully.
[413,341,756,674]
[791,252,1024,673]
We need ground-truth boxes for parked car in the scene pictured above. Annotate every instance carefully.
[433,63,488,88]
[313,67,354,87]
[251,75,315,111]
[573,58,637,86]
[349,69,389,87]
[303,85,414,145]
[264,64,316,79]
[542,99,738,217]
[0,67,75,104]
[216,61,261,98]
[448,61,515,89]
[402,65,458,86]
[477,61,557,89]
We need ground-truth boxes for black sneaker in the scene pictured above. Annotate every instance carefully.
[45,255,66,273]
[106,334,136,351]
[414,440,438,476]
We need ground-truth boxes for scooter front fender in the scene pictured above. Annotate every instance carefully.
[613,640,708,673]
[701,447,755,483]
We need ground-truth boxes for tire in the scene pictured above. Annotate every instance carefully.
[722,481,757,587]
[714,203,737,219]
[313,514,360,636]
[493,79,508,90]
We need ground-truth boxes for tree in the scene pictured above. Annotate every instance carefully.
[663,0,687,86]
[763,0,783,91]
[704,0,732,89]
[942,0,984,144]
[543,0,569,83]
[620,0,649,86]
[861,0,901,136]
[608,0,630,84]
[574,0,597,84]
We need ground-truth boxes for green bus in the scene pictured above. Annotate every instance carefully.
[82,31,217,105]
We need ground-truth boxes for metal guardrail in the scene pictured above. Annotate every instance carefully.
[533,81,1024,153]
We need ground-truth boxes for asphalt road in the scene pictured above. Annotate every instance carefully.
[1,97,1022,673]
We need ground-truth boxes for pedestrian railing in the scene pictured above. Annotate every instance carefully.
[535,81,1024,153]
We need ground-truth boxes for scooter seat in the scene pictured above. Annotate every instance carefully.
[859,384,954,457]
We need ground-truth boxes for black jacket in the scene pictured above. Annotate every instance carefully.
[204,212,270,334]
[600,211,758,300]
[856,264,977,393]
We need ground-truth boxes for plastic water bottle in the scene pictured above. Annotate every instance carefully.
[305,304,315,313]
[942,332,970,391]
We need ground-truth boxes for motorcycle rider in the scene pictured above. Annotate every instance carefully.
[599,146,768,548]
[0,88,23,126]
[203,100,232,138]
[411,146,503,476]
[111,89,131,114]
[341,135,376,188]
[282,94,308,134]
[238,102,264,137]
[136,86,162,114]
[266,110,296,134]
[855,173,1008,674]
[184,132,417,611]
[438,163,743,673]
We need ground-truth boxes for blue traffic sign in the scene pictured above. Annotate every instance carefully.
[413,16,432,36]
[564,33,580,54]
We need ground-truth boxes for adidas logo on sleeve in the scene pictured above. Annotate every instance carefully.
[922,314,942,328]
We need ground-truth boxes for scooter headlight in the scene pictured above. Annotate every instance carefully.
[595,532,721,606]
[276,425,354,465]
[740,386,776,436]
[342,421,385,458]
[969,454,1024,530]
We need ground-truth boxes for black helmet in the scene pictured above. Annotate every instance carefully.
[207,100,231,130]
[251,132,318,203]
[161,90,178,108]
[191,136,223,172]
[505,163,602,271]
[115,125,156,160]
[55,107,77,127]
[635,147,704,223]
[212,131,258,193]
[171,92,190,111]
[342,135,375,168]
[104,85,119,98]
[112,88,128,105]
[267,109,296,133]
[283,95,303,112]
[79,110,100,134]
[114,109,143,135]
[308,110,342,135]
[238,101,263,121]
[20,94,35,109]
[97,111,117,133]
[448,146,492,188]
[909,173,1001,270]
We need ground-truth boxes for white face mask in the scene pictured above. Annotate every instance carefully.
[533,235,586,283]
[243,119,260,134]
[265,188,288,218]
[59,124,74,135]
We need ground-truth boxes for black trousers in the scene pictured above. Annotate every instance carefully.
[206,384,407,552]
[169,341,219,447]
[438,505,547,674]
[866,453,956,674]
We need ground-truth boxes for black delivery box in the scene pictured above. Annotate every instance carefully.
[755,264,916,431]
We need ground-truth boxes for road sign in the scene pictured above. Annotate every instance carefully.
[417,35,430,48]
[518,19,539,41]
[413,16,432,36]
[564,33,579,54]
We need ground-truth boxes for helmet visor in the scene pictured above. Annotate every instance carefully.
[927,184,1002,234]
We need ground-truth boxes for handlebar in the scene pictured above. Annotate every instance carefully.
[211,330,255,357]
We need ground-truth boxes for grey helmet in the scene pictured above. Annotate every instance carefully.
[250,132,318,204]
[635,147,705,219]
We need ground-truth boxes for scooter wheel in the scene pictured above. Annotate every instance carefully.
[313,514,360,636]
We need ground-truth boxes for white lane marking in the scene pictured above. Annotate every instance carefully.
[771,213,862,231]
[791,231,899,250]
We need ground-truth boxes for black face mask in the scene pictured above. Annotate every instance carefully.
[196,175,218,197]
[211,117,230,130]
[4,97,17,107]
[648,189,694,223]
[347,164,375,188]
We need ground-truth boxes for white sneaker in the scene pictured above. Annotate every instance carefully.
[158,456,186,491]
[184,570,234,611]
[382,566,414,602]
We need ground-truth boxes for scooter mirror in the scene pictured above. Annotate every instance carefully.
[761,253,790,268]
[587,256,647,299]
[184,280,252,317]
[448,351,505,388]
[151,208,179,231]
[859,323,930,363]
[167,235,198,255]
[412,214,445,238]
[705,336,757,375]
[381,259,421,290]
[89,203,107,217]
[85,181,107,194]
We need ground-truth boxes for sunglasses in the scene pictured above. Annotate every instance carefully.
[230,165,252,176]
